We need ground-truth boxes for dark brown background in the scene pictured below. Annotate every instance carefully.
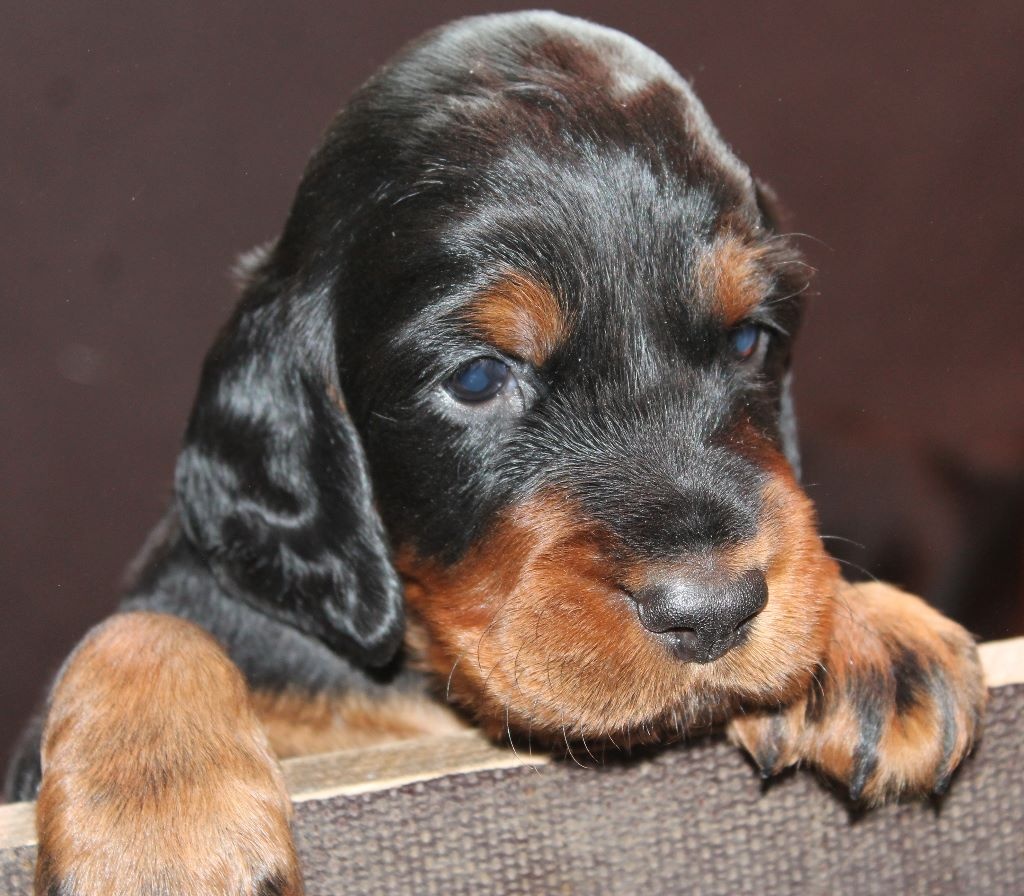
[3,2,1022,777]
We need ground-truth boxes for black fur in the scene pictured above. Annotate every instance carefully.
[173,275,404,667]
[848,667,887,801]
[891,643,930,714]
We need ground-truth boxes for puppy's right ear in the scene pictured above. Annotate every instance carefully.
[174,265,404,668]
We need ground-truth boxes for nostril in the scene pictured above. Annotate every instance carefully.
[661,628,703,663]
[728,569,768,630]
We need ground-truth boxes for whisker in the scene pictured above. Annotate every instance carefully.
[809,662,829,708]
[772,231,832,251]
[832,555,881,585]
[828,580,884,639]
[820,533,867,550]
[445,653,464,703]
[562,724,586,769]
[764,281,812,307]
[505,703,536,773]
[577,726,599,765]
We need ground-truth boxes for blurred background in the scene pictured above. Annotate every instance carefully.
[2,1,1022,780]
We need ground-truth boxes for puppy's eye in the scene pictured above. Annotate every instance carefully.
[729,324,766,362]
[447,357,512,403]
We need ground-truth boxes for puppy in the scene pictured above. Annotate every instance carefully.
[7,12,985,895]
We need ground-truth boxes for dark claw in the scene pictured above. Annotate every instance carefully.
[932,772,952,796]
[848,750,876,803]
[755,744,779,779]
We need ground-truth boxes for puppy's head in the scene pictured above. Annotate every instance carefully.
[176,12,838,741]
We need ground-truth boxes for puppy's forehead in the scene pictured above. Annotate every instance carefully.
[400,12,755,202]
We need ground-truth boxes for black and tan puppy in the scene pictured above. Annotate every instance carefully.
[7,12,986,895]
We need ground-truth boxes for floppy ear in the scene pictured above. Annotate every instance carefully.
[174,266,404,668]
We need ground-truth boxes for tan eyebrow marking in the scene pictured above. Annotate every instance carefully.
[464,273,566,366]
[696,235,771,325]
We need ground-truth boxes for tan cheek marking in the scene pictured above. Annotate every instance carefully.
[465,273,566,366]
[696,234,770,326]
[252,689,467,758]
[397,496,689,738]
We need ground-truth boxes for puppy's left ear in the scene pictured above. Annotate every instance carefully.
[755,179,802,479]
[174,269,404,667]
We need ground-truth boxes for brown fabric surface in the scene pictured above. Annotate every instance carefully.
[0,846,33,896]
[5,684,1020,895]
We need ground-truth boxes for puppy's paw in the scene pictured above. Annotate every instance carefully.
[34,612,304,896]
[729,582,986,803]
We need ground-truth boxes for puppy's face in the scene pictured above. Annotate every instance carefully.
[320,16,838,741]
[180,13,839,743]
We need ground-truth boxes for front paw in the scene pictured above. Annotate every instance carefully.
[729,582,986,803]
[34,613,304,895]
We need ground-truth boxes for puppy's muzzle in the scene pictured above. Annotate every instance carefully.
[633,569,768,663]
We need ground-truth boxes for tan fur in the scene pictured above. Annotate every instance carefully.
[696,234,771,325]
[35,612,302,896]
[252,689,467,758]
[465,273,566,366]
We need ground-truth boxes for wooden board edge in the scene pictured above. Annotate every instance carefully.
[285,731,547,803]
[978,636,1024,688]
[0,803,34,848]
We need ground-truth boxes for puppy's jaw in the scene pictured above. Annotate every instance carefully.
[398,443,837,744]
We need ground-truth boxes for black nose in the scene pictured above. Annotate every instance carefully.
[632,569,768,663]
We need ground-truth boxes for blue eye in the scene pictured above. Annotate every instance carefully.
[729,324,763,361]
[447,357,512,403]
